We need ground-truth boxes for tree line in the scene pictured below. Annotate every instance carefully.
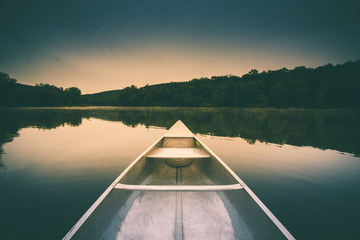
[83,60,360,108]
[0,72,81,107]
[1,60,359,108]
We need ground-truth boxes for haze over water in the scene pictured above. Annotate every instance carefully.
[0,107,359,239]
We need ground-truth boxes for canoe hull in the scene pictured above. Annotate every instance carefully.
[63,121,294,240]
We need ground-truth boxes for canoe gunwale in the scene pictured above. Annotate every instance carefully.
[194,135,295,240]
[63,120,295,240]
[62,135,165,240]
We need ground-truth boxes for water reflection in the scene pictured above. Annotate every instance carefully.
[0,107,359,239]
[1,107,360,165]
[0,120,167,239]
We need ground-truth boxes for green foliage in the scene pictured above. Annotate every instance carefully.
[0,72,16,83]
[84,60,360,108]
[1,60,359,108]
[0,76,81,107]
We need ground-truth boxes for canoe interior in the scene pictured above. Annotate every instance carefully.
[119,137,238,186]
[69,136,288,240]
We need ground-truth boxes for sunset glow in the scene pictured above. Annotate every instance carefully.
[1,1,359,93]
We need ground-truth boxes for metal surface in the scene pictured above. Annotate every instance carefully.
[62,136,164,240]
[146,147,210,159]
[63,120,295,240]
[164,121,194,137]
[114,183,243,191]
[147,147,210,167]
[194,135,295,240]
[175,168,184,240]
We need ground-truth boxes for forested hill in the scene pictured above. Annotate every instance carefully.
[83,60,360,108]
[1,60,360,108]
[0,73,81,107]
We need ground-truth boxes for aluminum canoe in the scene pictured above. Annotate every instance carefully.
[63,120,295,240]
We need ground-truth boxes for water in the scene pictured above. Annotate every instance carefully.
[0,107,359,239]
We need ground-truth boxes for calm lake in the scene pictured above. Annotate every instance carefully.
[0,107,360,239]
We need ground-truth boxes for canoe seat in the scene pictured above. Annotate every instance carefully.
[147,148,210,159]
[162,137,195,148]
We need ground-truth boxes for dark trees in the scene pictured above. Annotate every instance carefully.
[1,60,359,108]
[0,73,81,107]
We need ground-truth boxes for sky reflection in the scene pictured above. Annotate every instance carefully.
[196,134,360,183]
[1,113,360,239]
[4,119,166,175]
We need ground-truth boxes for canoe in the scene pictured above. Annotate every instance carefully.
[63,120,295,240]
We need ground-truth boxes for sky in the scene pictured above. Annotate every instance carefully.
[1,0,359,93]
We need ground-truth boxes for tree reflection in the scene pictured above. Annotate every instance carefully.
[0,107,359,168]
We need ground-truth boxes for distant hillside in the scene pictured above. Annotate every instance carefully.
[1,60,360,108]
[82,60,360,108]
